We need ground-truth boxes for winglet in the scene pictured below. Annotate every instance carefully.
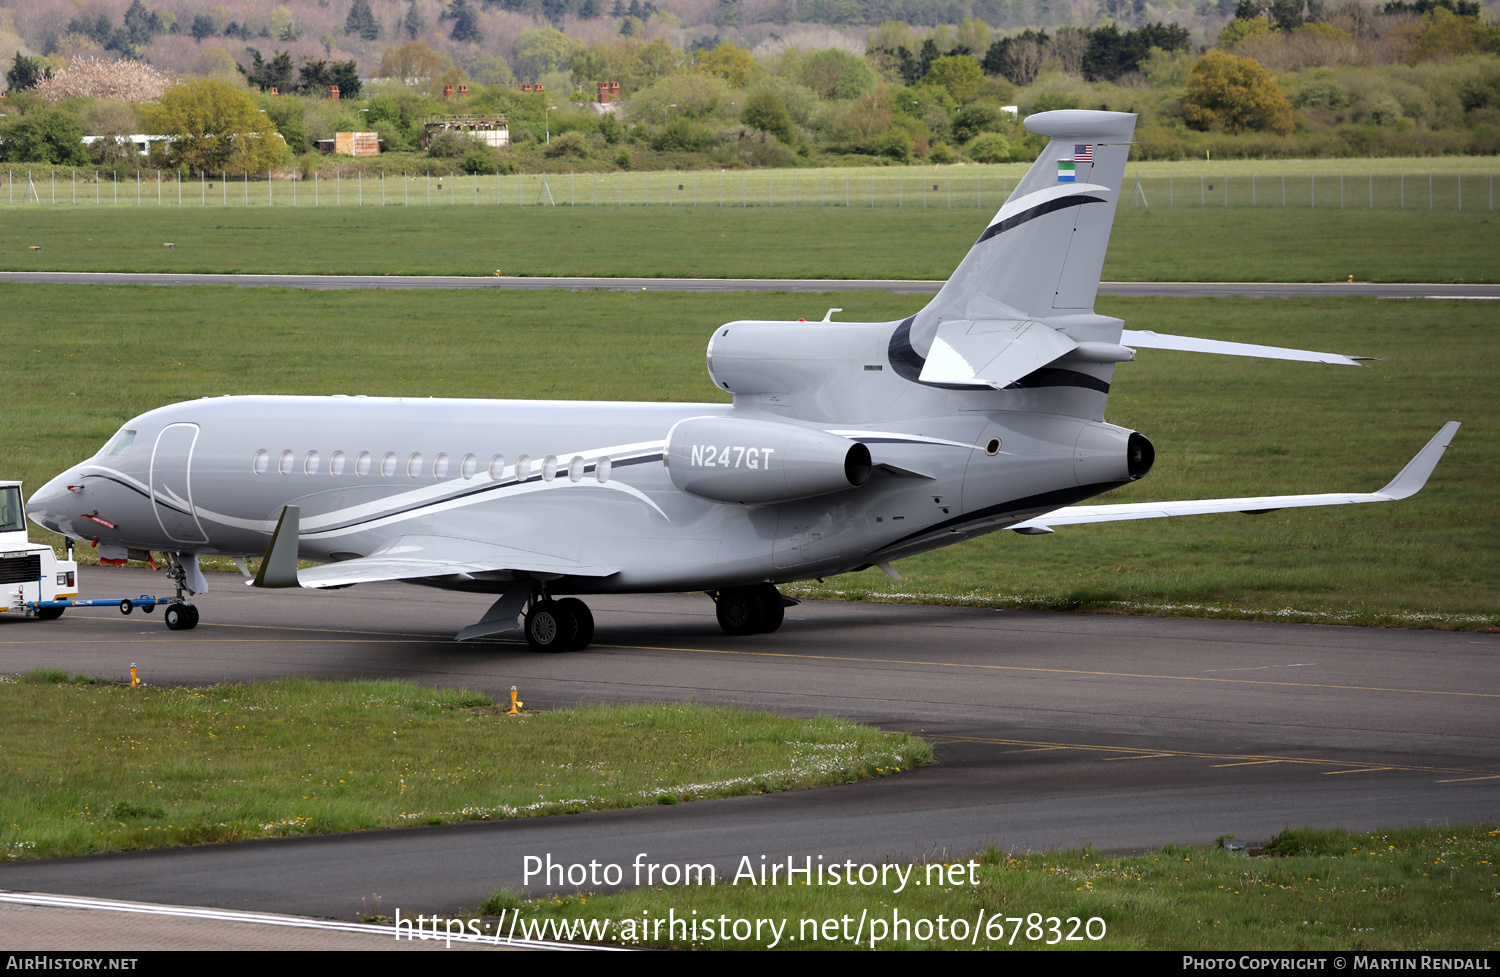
[1376,422,1461,500]
[251,505,301,588]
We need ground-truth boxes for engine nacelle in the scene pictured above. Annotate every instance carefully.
[664,416,872,504]
[1074,423,1155,485]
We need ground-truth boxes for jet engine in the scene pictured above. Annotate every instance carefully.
[664,417,872,505]
[1073,423,1155,484]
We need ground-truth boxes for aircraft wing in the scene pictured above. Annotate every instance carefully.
[1009,422,1459,532]
[251,511,617,588]
[1121,330,1372,366]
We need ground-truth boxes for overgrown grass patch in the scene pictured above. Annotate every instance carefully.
[464,825,1499,949]
[0,675,931,860]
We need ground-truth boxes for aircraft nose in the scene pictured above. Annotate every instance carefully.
[26,470,82,535]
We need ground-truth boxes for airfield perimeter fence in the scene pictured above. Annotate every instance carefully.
[1,164,1494,211]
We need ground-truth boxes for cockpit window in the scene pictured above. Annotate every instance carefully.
[0,487,22,533]
[101,429,137,457]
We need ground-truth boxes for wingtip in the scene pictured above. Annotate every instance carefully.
[1376,422,1461,500]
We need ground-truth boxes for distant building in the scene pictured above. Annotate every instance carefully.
[335,131,381,156]
[80,134,170,156]
[421,116,509,150]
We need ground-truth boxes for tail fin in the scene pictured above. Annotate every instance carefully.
[908,110,1136,354]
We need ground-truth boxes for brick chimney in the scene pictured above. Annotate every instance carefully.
[458,84,468,97]
[443,84,454,99]
[329,85,339,100]
[521,83,532,92]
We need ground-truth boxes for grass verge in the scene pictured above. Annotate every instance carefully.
[454,825,1499,949]
[0,671,931,860]
[0,207,1495,283]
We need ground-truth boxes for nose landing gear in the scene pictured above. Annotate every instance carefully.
[163,602,199,631]
[162,553,200,631]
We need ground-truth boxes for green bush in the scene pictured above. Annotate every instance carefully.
[965,132,1015,162]
[461,147,498,174]
[544,131,594,159]
[425,130,471,159]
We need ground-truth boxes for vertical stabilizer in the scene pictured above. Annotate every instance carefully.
[908,110,1137,357]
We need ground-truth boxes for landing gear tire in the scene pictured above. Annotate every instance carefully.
[755,584,785,634]
[525,599,574,653]
[556,598,594,651]
[34,607,64,621]
[164,603,199,631]
[715,588,765,636]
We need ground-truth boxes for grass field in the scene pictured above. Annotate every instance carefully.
[1,156,1494,211]
[2,284,1493,626]
[463,824,1500,950]
[0,672,930,860]
[0,206,1497,283]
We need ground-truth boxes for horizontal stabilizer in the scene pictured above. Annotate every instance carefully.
[295,535,618,589]
[1009,422,1459,531]
[919,319,1079,388]
[1122,330,1369,366]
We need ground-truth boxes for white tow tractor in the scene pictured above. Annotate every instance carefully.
[1,480,184,627]
[1,480,77,619]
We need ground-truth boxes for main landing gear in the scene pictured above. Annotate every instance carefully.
[711,584,791,636]
[523,596,595,653]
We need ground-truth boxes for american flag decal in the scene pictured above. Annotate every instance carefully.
[1074,144,1094,164]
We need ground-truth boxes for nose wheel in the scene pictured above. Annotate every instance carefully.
[164,603,199,631]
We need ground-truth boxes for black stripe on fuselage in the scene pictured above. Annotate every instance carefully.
[886,318,1110,393]
[1006,368,1111,394]
[85,472,192,516]
[875,479,1130,553]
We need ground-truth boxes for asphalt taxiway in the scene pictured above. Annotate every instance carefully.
[0,568,1494,920]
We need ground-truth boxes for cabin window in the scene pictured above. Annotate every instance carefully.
[277,450,294,475]
[253,449,269,475]
[355,452,372,477]
[596,457,611,483]
[433,453,450,479]
[461,454,478,479]
[542,455,558,482]
[304,450,320,475]
[380,453,397,478]
[487,455,505,480]
[514,455,531,481]
[406,453,423,478]
[568,456,585,482]
[329,451,346,476]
